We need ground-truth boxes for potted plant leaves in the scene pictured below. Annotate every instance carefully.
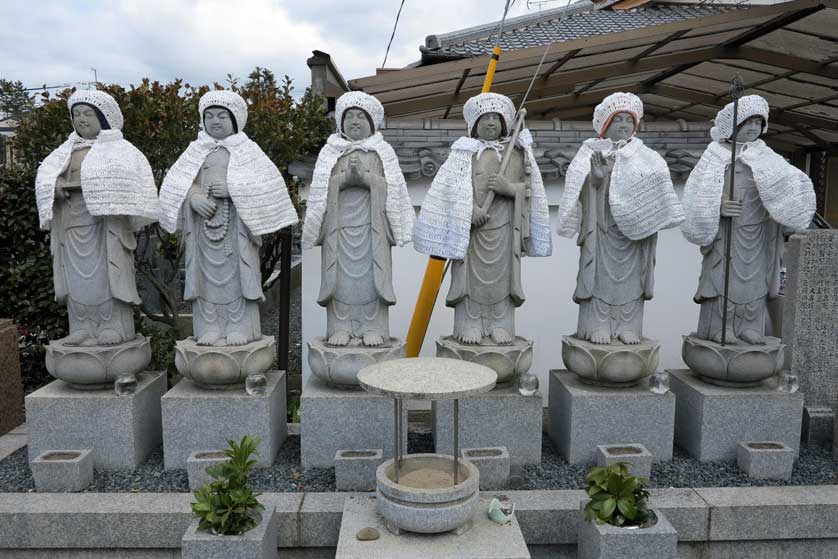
[577,463,677,559]
[181,436,277,559]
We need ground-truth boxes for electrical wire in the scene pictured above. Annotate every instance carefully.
[382,0,408,68]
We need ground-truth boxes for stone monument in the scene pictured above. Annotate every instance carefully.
[34,90,159,389]
[781,230,838,446]
[0,319,24,435]
[157,90,296,467]
[671,94,813,460]
[26,90,164,469]
[300,91,413,467]
[414,92,552,466]
[549,93,682,464]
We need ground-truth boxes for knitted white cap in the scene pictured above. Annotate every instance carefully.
[592,92,643,137]
[710,94,769,142]
[463,92,516,135]
[199,90,248,131]
[67,90,124,131]
[335,91,385,133]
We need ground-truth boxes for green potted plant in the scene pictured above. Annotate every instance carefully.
[577,463,677,559]
[181,436,277,559]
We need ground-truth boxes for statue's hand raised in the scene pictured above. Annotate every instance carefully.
[208,181,229,198]
[190,194,217,219]
[487,173,515,197]
[720,198,743,218]
[590,151,609,183]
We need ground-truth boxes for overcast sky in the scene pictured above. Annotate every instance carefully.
[1,0,547,95]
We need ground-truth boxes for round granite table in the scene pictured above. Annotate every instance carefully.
[358,357,497,485]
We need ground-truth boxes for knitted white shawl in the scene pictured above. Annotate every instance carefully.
[302,131,414,249]
[557,137,684,240]
[413,129,552,260]
[682,139,815,246]
[158,131,298,235]
[35,130,159,231]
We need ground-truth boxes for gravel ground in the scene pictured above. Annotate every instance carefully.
[2,433,834,493]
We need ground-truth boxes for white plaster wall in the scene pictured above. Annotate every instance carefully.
[301,182,701,405]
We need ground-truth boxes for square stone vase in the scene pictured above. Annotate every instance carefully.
[577,506,677,559]
[181,505,277,559]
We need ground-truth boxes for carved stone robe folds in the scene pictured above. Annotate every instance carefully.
[682,140,815,342]
[35,130,159,345]
[558,138,684,341]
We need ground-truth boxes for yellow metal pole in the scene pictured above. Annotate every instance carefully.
[404,44,504,358]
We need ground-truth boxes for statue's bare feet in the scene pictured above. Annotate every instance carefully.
[709,330,739,345]
[226,333,248,346]
[362,332,384,347]
[197,332,223,346]
[327,331,351,347]
[63,331,89,346]
[618,331,641,345]
[738,329,765,345]
[590,329,611,345]
[491,328,513,345]
[97,329,122,345]
[458,329,483,345]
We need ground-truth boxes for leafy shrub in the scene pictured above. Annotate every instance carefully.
[191,436,265,536]
[583,462,652,527]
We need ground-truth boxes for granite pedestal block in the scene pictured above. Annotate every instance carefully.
[26,371,165,468]
[301,376,407,468]
[30,449,94,492]
[595,444,653,478]
[669,369,804,462]
[577,505,678,559]
[186,450,228,491]
[736,442,795,480]
[336,495,530,559]
[462,446,510,490]
[433,385,542,467]
[334,448,383,492]
[548,370,675,465]
[181,505,277,559]
[161,371,286,469]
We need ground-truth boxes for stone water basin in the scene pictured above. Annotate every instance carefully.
[375,453,480,535]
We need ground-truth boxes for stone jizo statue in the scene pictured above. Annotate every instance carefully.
[159,90,298,347]
[682,94,816,345]
[34,90,159,347]
[558,92,684,346]
[414,92,552,346]
[303,91,414,348]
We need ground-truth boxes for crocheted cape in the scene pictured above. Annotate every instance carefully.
[413,129,552,260]
[158,131,298,235]
[681,139,815,246]
[35,130,159,231]
[302,132,414,249]
[557,137,684,240]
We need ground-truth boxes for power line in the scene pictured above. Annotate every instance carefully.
[381,0,407,68]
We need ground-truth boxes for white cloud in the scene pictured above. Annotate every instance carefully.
[0,0,541,93]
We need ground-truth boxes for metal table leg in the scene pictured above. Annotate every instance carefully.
[453,398,459,485]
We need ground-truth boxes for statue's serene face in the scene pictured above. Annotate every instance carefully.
[72,105,102,140]
[603,112,635,142]
[736,115,763,143]
[204,107,235,140]
[343,108,373,141]
[475,112,503,141]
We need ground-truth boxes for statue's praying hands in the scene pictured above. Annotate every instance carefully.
[590,150,609,186]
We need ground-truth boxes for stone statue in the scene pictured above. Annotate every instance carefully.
[35,90,159,347]
[302,91,414,386]
[414,93,551,384]
[557,93,683,386]
[680,95,815,385]
[159,90,297,386]
[34,90,159,388]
